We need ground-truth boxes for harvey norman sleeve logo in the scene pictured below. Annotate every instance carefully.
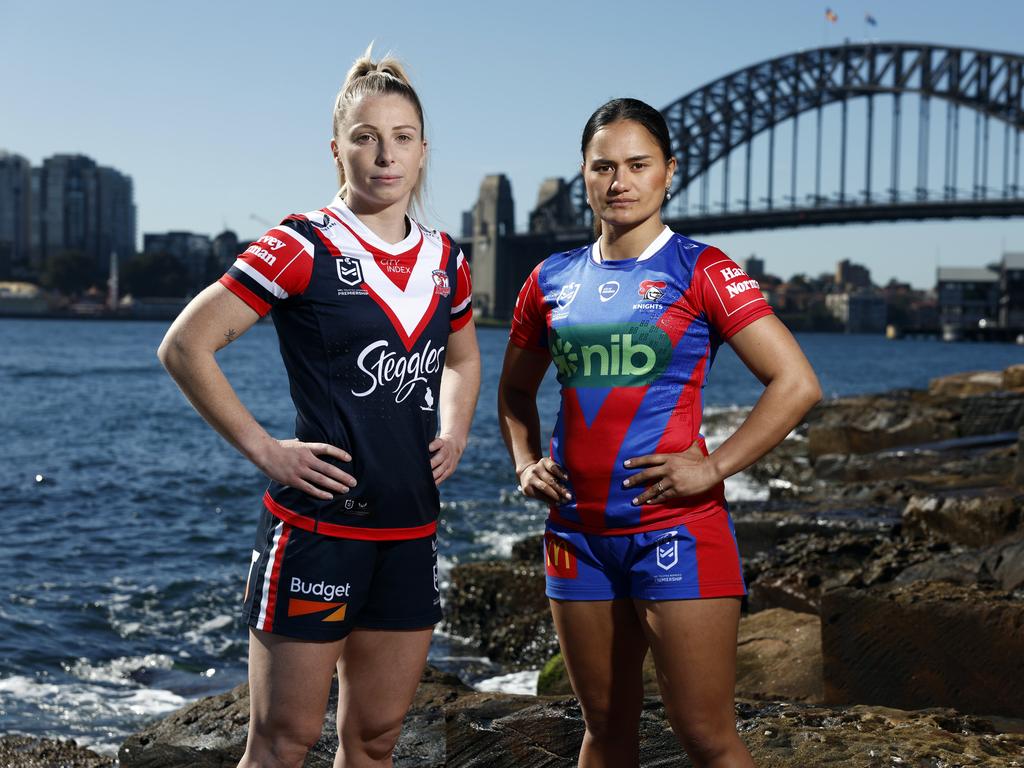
[703,259,765,316]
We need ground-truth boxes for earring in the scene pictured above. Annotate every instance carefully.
[665,189,672,201]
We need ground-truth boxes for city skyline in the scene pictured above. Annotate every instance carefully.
[5,0,1024,289]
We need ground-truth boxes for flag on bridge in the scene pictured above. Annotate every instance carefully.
[865,12,878,26]
[825,8,838,23]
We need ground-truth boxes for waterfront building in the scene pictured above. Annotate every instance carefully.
[825,291,888,333]
[143,231,213,293]
[0,151,32,280]
[743,255,765,280]
[211,230,241,271]
[30,153,136,279]
[937,267,1000,329]
[999,252,1024,329]
[835,259,872,290]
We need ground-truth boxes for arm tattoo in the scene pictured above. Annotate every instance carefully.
[224,328,238,343]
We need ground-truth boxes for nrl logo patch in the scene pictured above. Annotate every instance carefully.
[336,257,363,286]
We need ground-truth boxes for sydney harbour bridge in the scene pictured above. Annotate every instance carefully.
[468,43,1024,320]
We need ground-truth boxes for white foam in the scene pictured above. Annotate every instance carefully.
[474,670,540,696]
[66,653,174,686]
[197,614,233,633]
[123,687,186,716]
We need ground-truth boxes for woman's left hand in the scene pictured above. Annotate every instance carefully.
[622,440,721,506]
[429,433,466,486]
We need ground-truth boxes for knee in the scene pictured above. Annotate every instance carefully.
[248,715,323,767]
[342,716,404,762]
[578,696,641,741]
[675,718,738,764]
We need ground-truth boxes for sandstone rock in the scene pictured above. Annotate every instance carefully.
[821,582,1024,718]
[119,666,472,768]
[444,561,557,668]
[744,531,937,615]
[734,608,823,703]
[902,487,1024,548]
[0,735,112,768]
[1005,363,1024,391]
[958,392,1024,436]
[538,608,822,703]
[445,695,1024,767]
[929,370,1005,397]
[1017,427,1024,486]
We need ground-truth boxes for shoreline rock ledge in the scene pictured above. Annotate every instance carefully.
[108,666,1024,767]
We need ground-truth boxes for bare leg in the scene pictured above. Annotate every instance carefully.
[333,627,434,768]
[238,627,345,768]
[635,597,754,768]
[549,599,649,768]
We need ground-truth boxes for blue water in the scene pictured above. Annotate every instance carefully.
[1,319,1020,753]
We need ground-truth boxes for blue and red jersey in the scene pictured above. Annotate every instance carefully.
[220,195,472,541]
[509,227,772,535]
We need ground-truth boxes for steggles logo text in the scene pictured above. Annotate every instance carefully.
[353,338,445,403]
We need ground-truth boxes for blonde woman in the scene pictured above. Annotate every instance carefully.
[159,47,480,768]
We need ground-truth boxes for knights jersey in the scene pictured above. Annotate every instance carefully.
[509,227,772,535]
[219,194,473,540]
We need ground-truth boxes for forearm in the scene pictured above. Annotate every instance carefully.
[498,386,545,474]
[438,355,480,445]
[160,340,273,465]
[708,372,821,481]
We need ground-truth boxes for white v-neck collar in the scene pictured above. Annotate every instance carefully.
[327,193,421,255]
[591,225,673,266]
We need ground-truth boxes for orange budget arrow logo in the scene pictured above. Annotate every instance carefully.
[287,598,348,622]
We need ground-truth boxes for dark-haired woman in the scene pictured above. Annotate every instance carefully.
[160,47,480,768]
[498,98,820,767]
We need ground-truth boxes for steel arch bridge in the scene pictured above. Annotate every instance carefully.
[530,42,1024,236]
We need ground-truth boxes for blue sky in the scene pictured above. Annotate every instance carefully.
[4,0,1023,288]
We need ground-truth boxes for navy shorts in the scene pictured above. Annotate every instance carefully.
[543,511,746,601]
[243,506,442,641]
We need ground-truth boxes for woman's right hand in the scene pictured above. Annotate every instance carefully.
[254,439,357,500]
[518,458,572,503]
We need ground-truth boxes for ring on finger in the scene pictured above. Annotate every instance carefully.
[656,480,665,493]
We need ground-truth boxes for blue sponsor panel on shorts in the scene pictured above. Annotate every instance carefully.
[543,513,746,601]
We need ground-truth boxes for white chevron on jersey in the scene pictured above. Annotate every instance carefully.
[308,196,450,348]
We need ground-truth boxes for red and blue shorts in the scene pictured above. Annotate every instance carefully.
[243,506,442,641]
[543,509,746,601]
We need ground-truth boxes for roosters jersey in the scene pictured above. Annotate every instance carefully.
[220,195,472,540]
[509,227,772,534]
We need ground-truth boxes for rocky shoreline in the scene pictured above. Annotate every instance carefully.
[7,366,1024,767]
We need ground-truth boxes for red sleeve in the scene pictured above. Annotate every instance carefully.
[509,263,549,350]
[218,221,315,316]
[692,247,773,339]
[449,248,473,332]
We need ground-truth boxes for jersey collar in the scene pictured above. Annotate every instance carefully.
[590,225,673,267]
[326,193,422,256]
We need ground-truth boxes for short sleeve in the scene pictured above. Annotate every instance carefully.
[692,247,773,340]
[218,221,315,316]
[509,263,549,350]
[449,247,474,332]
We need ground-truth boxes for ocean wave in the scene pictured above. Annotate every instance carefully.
[474,670,540,696]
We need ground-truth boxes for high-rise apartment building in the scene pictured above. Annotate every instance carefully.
[30,153,136,278]
[0,151,32,279]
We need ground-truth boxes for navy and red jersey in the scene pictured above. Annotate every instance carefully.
[509,227,772,535]
[220,194,473,541]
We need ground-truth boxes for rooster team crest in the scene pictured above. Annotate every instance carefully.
[431,269,450,297]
